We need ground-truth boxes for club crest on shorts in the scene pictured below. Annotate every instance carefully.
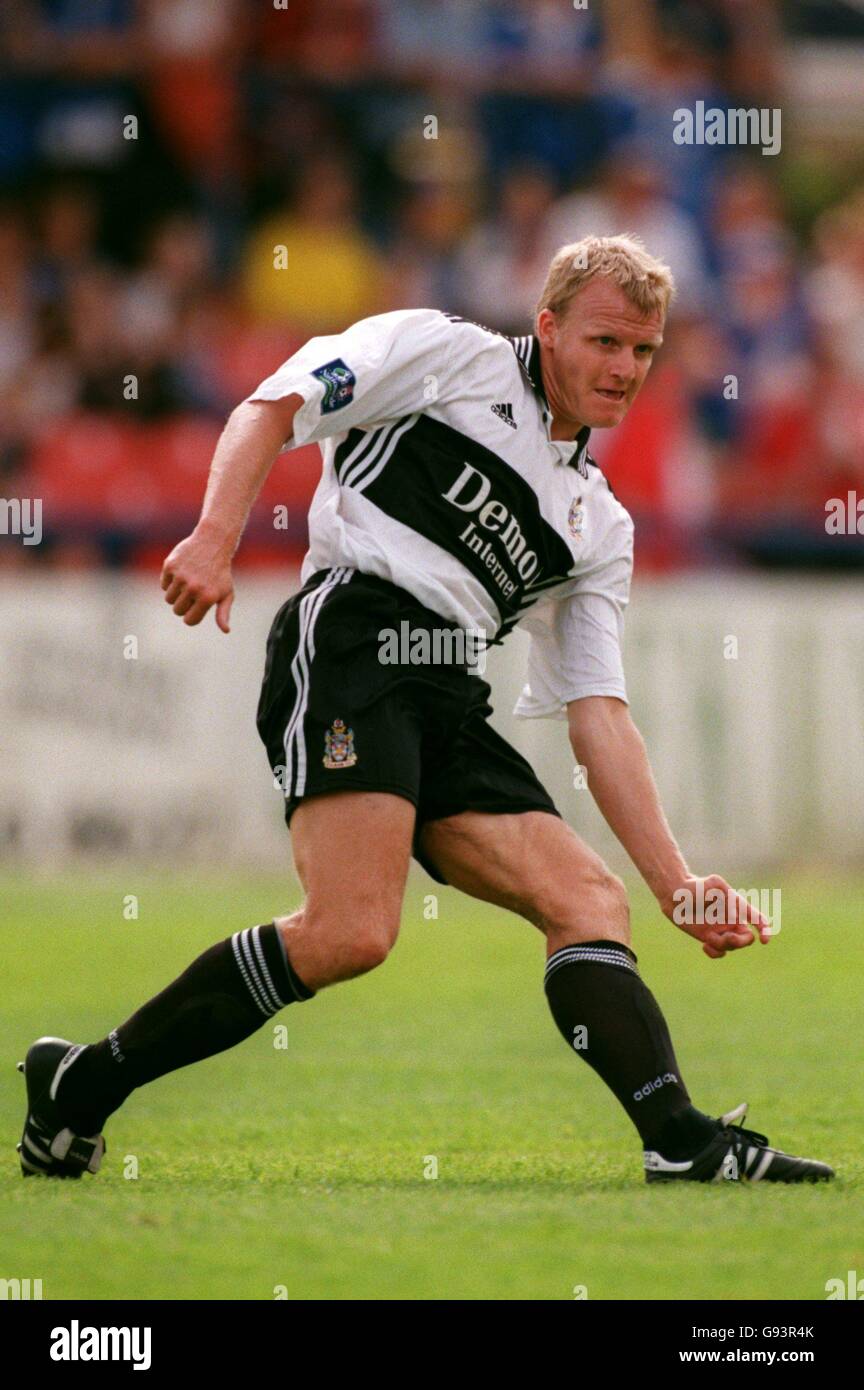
[323,717,357,769]
[568,495,585,540]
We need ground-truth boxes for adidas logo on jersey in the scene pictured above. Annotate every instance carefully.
[491,402,517,429]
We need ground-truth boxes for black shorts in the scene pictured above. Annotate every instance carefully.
[256,566,561,884]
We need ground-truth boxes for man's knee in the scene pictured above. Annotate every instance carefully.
[534,860,631,940]
[582,863,630,930]
[339,921,395,976]
[277,900,399,985]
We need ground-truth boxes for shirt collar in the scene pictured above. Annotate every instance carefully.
[510,333,592,472]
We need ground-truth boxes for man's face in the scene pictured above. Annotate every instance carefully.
[536,278,665,433]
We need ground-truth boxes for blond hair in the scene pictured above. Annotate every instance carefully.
[536,234,676,322]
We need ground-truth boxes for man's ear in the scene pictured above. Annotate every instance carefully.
[536,307,556,349]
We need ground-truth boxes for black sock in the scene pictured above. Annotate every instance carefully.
[56,923,314,1133]
[544,940,719,1154]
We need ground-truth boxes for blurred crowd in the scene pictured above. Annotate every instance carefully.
[1,0,864,572]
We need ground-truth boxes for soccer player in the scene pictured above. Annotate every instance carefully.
[19,235,833,1184]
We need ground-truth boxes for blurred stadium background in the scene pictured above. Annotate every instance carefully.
[1,0,864,875]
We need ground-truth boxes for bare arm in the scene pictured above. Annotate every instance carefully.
[161,394,304,631]
[568,695,771,957]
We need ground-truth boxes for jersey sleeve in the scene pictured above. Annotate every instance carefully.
[513,547,633,721]
[244,308,464,450]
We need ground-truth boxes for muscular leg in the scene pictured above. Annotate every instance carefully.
[277,791,416,989]
[418,809,631,957]
[419,810,721,1159]
[54,792,415,1133]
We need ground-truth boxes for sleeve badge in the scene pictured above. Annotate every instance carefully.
[312,358,356,414]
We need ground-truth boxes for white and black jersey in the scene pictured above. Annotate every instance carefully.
[246,307,634,719]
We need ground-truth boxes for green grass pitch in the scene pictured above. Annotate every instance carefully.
[1,867,861,1301]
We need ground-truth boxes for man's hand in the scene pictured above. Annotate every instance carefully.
[159,394,303,632]
[658,873,773,959]
[161,524,235,632]
[566,701,774,963]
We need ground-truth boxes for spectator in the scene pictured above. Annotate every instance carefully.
[240,154,386,331]
[453,164,557,331]
[383,180,478,312]
[544,146,710,312]
[807,188,864,383]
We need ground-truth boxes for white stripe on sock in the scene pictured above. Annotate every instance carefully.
[231,930,271,1017]
[545,947,637,979]
[250,925,286,1012]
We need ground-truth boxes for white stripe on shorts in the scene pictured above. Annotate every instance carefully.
[281,566,353,799]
